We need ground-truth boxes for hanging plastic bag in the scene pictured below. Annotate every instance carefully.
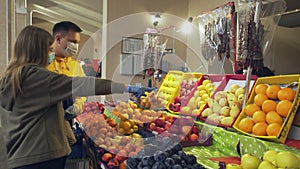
[198,2,236,65]
[236,0,286,72]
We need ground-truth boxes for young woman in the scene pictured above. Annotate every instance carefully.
[0,26,136,169]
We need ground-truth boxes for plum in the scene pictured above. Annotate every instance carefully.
[154,151,166,162]
[164,157,175,167]
[152,162,166,169]
[172,164,183,169]
[127,157,140,168]
[184,154,197,165]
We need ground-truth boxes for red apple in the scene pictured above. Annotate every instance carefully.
[173,103,181,112]
[149,122,156,130]
[101,153,113,163]
[164,121,172,130]
[114,155,126,163]
[107,159,119,168]
[192,125,199,134]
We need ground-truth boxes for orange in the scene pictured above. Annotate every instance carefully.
[266,111,283,125]
[262,100,277,113]
[255,83,268,95]
[277,87,295,101]
[276,100,293,117]
[266,123,282,136]
[254,93,268,106]
[244,103,261,117]
[266,85,281,100]
[252,122,268,136]
[252,110,266,123]
[238,118,254,133]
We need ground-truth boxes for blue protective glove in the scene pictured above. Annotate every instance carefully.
[64,105,78,121]
[127,85,156,99]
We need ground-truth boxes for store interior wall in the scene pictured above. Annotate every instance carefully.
[106,0,189,87]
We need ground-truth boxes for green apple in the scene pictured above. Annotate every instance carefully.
[276,151,300,168]
[241,154,262,169]
[263,150,278,163]
[226,163,242,169]
[258,161,277,169]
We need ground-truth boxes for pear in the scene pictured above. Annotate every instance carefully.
[218,98,229,107]
[214,91,226,102]
[276,151,300,168]
[231,84,241,94]
[258,161,277,169]
[220,116,234,126]
[220,106,230,116]
[227,92,237,107]
[207,113,220,123]
[229,104,240,118]
[201,108,213,117]
[235,88,245,97]
[237,94,244,105]
[241,154,262,169]
[207,98,214,108]
[212,101,222,114]
[263,150,278,163]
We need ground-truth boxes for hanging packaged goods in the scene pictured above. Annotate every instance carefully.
[198,2,236,64]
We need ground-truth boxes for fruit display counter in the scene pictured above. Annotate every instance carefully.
[75,74,300,169]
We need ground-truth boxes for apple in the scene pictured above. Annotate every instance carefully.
[241,154,262,169]
[258,161,277,169]
[192,125,199,134]
[276,151,300,168]
[101,153,113,163]
[226,164,242,169]
[263,150,278,163]
[107,159,119,168]
[149,122,156,130]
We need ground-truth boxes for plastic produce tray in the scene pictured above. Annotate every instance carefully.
[198,74,258,128]
[166,72,203,115]
[233,74,300,143]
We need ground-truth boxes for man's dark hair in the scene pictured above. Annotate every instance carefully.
[52,21,82,36]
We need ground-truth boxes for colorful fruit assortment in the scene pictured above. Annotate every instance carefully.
[139,91,166,109]
[78,111,144,169]
[83,101,105,114]
[200,84,244,126]
[146,114,210,143]
[113,101,164,125]
[126,137,205,169]
[169,78,198,113]
[180,79,217,116]
[238,84,296,136]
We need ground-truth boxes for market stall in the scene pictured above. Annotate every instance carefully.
[69,1,300,169]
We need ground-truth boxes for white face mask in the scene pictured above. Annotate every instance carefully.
[63,42,79,56]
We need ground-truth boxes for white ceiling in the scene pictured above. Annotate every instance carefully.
[27,0,103,36]
[27,0,300,36]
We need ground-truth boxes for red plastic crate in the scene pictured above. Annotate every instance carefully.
[198,74,258,128]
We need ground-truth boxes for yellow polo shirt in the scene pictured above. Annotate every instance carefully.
[47,56,86,112]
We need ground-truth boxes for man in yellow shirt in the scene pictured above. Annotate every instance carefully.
[47,21,86,145]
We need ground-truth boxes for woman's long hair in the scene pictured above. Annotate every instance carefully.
[0,26,54,98]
